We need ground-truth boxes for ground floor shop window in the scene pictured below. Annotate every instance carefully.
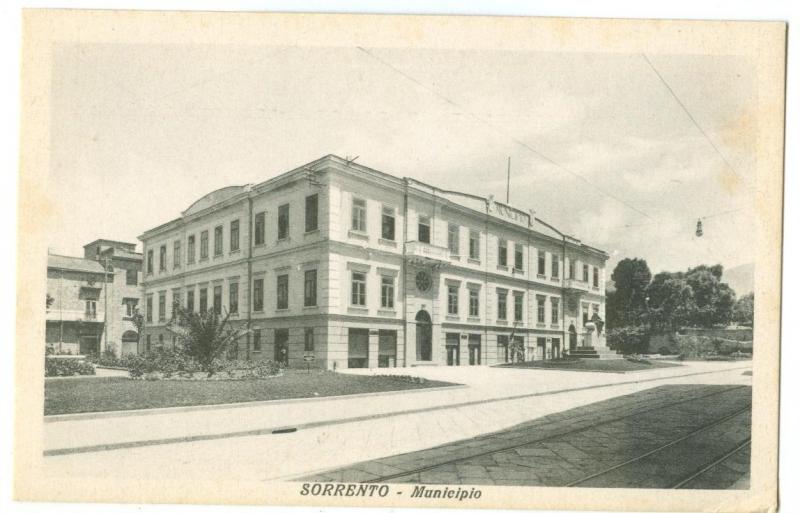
[468,334,481,365]
[348,328,369,368]
[537,337,547,360]
[378,329,397,367]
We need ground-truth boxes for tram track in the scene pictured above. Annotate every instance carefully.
[357,385,750,485]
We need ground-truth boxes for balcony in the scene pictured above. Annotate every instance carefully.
[405,241,451,266]
[46,309,105,323]
[564,279,590,292]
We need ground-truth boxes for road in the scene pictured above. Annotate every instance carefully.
[41,361,752,485]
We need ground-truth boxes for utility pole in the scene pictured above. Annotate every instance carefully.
[506,156,511,204]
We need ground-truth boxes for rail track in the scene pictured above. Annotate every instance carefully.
[353,385,751,487]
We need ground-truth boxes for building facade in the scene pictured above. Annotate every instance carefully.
[139,155,608,369]
[46,240,143,356]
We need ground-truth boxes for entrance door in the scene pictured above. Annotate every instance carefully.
[537,337,547,360]
[415,310,432,361]
[274,329,289,367]
[348,328,369,368]
[552,337,561,359]
[569,324,578,351]
[80,335,98,355]
[468,334,482,365]
[445,333,459,366]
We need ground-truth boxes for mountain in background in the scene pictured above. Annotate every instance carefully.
[723,263,755,297]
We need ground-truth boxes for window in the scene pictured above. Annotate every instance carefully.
[252,329,262,352]
[229,282,239,314]
[158,334,164,348]
[593,267,600,288]
[200,231,209,259]
[568,259,575,279]
[351,197,367,232]
[381,206,395,240]
[146,249,154,274]
[172,291,180,318]
[213,285,222,314]
[230,220,240,252]
[469,288,480,317]
[498,239,508,267]
[214,226,223,256]
[381,276,394,308]
[126,268,138,285]
[514,292,523,322]
[158,292,166,321]
[304,270,317,307]
[187,235,195,264]
[159,245,167,271]
[305,194,318,232]
[186,290,194,312]
[146,295,153,322]
[551,297,560,324]
[173,241,181,268]
[552,254,560,278]
[199,288,208,312]
[514,243,523,271]
[254,212,265,245]
[123,298,138,318]
[85,300,97,319]
[538,251,546,276]
[582,304,590,325]
[583,263,590,282]
[253,279,264,311]
[418,216,430,243]
[278,204,289,240]
[304,327,315,352]
[146,334,151,352]
[277,274,289,310]
[351,272,366,306]
[497,289,507,320]
[447,284,459,315]
[448,224,460,255]
[537,295,546,324]
[469,230,480,260]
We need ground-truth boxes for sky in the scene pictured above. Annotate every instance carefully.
[47,43,757,281]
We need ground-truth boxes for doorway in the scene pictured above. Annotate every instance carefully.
[415,310,432,361]
[445,333,460,366]
[569,324,578,351]
[274,329,289,367]
[468,334,482,365]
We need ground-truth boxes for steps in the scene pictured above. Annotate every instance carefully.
[569,346,624,360]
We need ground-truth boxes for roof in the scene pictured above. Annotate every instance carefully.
[82,239,137,250]
[183,185,249,217]
[47,254,106,274]
[104,249,143,261]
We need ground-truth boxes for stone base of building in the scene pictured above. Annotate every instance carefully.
[569,346,624,359]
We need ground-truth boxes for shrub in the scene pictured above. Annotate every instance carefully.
[45,357,96,377]
[657,346,674,356]
[607,326,650,354]
[675,334,716,358]
[125,348,280,380]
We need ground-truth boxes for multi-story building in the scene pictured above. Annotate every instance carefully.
[46,239,143,355]
[139,155,608,369]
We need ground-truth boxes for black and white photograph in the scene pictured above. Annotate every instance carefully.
[11,8,786,513]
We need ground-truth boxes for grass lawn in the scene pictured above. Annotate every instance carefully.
[44,370,458,416]
[496,358,683,373]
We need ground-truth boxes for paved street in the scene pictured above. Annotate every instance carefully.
[40,361,751,485]
[309,384,751,488]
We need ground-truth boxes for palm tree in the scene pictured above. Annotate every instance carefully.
[167,307,249,376]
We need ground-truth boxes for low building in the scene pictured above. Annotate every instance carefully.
[139,155,608,368]
[46,240,143,355]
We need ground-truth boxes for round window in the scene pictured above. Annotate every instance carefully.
[415,270,432,292]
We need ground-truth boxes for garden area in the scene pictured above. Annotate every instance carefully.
[497,356,682,373]
[44,307,458,415]
[44,371,456,415]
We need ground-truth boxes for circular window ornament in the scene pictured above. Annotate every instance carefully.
[415,270,432,292]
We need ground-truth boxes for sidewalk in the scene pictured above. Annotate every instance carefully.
[43,361,751,456]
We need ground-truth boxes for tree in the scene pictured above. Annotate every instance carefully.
[168,307,249,376]
[46,293,54,310]
[732,292,754,326]
[606,258,652,329]
[644,265,736,331]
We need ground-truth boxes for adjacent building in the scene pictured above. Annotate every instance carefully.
[139,155,608,369]
[46,240,143,355]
